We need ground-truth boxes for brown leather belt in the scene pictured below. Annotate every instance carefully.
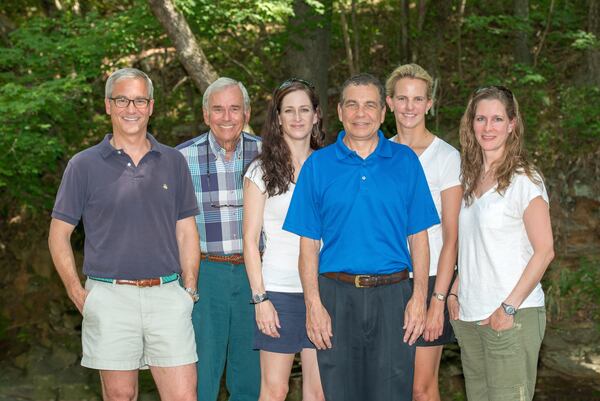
[114,278,162,287]
[201,253,245,265]
[323,270,409,288]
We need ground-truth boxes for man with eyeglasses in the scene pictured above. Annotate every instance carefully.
[48,68,201,400]
[177,77,262,401]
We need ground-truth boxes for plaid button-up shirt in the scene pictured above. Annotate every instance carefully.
[177,131,262,255]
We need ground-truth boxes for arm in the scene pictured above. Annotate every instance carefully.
[176,216,200,295]
[403,229,429,345]
[300,236,332,349]
[242,178,280,338]
[48,218,86,314]
[447,273,460,320]
[482,197,554,330]
[423,185,462,341]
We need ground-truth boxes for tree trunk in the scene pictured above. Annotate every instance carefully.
[457,0,467,80]
[350,0,360,71]
[285,0,333,139]
[514,0,532,65]
[588,0,600,85]
[340,8,357,76]
[399,0,411,63]
[147,0,219,93]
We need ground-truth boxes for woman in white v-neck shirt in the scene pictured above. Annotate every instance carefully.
[449,86,554,401]
[385,64,462,401]
[243,79,325,401]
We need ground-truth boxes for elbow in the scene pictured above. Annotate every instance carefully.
[546,247,555,264]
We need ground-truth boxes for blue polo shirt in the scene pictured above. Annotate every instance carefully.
[51,133,199,280]
[283,131,439,275]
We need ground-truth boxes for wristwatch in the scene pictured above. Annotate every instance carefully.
[501,302,517,316]
[432,292,446,301]
[185,287,200,303]
[250,292,269,304]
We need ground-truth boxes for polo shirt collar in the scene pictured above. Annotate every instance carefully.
[99,133,162,159]
[335,130,392,160]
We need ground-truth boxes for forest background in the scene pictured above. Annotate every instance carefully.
[0,0,598,400]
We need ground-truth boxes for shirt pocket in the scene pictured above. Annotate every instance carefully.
[478,202,506,228]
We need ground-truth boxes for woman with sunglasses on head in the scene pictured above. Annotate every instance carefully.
[385,64,462,401]
[448,86,554,401]
[243,78,326,401]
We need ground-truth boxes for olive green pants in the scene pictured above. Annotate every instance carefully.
[451,307,546,401]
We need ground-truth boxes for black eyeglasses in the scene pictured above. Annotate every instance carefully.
[109,97,151,109]
[206,136,245,208]
[278,78,315,90]
[474,85,514,99]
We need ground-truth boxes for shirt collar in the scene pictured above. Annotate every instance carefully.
[334,130,392,160]
[208,131,243,158]
[99,133,162,159]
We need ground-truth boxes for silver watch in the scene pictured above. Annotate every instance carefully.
[501,302,517,315]
[185,287,199,302]
[432,292,446,301]
[250,292,269,304]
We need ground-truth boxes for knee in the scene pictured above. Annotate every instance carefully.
[303,387,326,401]
[260,382,289,401]
[103,387,137,401]
[413,382,438,401]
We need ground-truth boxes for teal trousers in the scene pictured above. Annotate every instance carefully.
[451,307,546,401]
[193,260,260,401]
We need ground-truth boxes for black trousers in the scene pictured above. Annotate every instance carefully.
[317,275,415,401]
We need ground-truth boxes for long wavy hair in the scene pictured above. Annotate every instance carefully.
[259,79,325,197]
[459,86,540,205]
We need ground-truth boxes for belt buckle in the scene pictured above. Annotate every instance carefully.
[354,275,370,288]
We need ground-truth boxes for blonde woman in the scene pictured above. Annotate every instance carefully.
[449,86,554,401]
[385,64,462,401]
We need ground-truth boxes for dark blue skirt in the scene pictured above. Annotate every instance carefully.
[253,291,315,354]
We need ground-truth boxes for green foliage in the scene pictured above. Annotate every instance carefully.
[0,2,162,212]
[545,258,600,328]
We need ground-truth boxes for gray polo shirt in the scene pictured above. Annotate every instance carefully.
[52,134,199,279]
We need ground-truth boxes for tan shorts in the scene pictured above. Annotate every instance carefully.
[81,278,197,370]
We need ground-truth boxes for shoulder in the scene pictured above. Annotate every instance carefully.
[508,169,547,199]
[175,133,209,153]
[434,136,460,157]
[389,141,420,163]
[67,141,104,169]
[242,132,262,143]
[246,159,264,176]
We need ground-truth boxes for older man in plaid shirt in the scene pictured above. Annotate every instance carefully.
[177,77,262,401]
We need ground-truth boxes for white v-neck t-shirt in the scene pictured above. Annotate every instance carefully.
[457,172,549,321]
[245,160,303,293]
[390,135,461,276]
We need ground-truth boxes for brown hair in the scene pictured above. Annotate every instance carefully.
[459,86,540,205]
[259,79,325,196]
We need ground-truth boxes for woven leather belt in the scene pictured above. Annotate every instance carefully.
[89,273,179,287]
[323,270,409,288]
[201,253,245,265]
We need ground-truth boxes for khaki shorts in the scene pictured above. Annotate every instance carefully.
[81,278,197,370]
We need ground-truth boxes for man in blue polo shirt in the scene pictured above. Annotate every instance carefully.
[283,73,439,401]
[48,68,200,400]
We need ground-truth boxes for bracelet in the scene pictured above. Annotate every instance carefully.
[447,293,458,299]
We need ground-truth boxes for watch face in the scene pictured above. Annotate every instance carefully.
[502,303,516,315]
